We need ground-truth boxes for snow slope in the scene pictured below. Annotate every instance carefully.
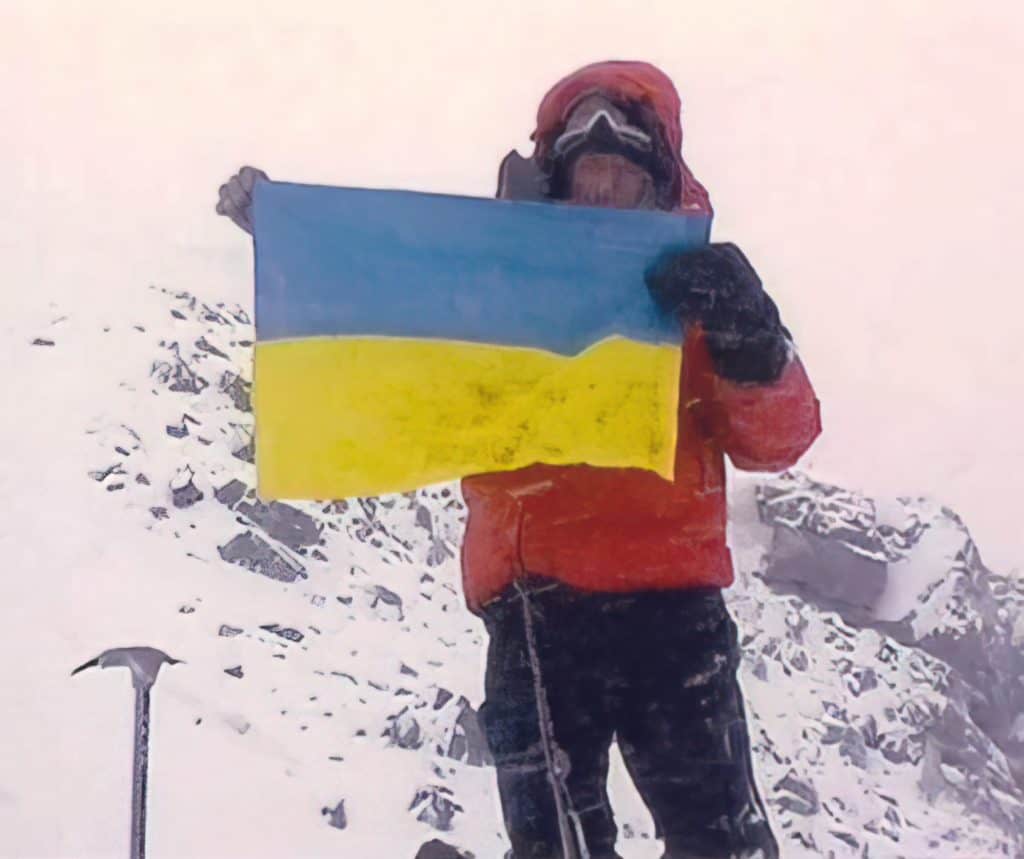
[2,285,1022,858]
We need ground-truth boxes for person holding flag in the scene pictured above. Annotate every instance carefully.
[218,59,820,859]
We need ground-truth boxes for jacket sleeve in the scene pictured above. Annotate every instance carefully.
[685,324,821,472]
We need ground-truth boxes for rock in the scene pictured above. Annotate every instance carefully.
[414,839,473,859]
[217,531,306,582]
[224,666,244,679]
[757,472,916,559]
[220,371,252,412]
[385,708,423,750]
[31,338,55,346]
[426,537,454,567]
[773,772,819,816]
[151,344,209,394]
[848,667,878,697]
[321,799,347,830]
[195,336,229,359]
[759,471,1024,799]
[370,585,404,620]
[829,831,859,849]
[408,785,462,831]
[149,506,169,520]
[218,625,243,637]
[415,505,433,532]
[214,479,247,508]
[761,525,887,617]
[229,306,251,325]
[259,623,304,643]
[89,463,125,482]
[166,421,189,439]
[839,726,868,769]
[443,698,492,767]
[235,500,321,549]
[170,467,204,509]
[231,435,255,464]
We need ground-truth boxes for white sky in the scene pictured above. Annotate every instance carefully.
[2,0,1023,572]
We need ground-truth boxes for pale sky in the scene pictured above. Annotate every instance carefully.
[2,0,1023,571]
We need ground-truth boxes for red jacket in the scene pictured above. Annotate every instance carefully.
[460,62,821,611]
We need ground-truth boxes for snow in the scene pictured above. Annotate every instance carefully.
[2,286,1021,858]
[3,5,1024,855]
[872,510,966,626]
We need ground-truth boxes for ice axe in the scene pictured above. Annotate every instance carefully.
[72,647,182,859]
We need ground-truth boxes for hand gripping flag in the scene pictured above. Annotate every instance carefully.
[252,182,711,499]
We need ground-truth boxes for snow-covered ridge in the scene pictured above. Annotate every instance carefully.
[72,285,1023,858]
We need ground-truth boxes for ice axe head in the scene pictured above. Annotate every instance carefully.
[72,646,183,691]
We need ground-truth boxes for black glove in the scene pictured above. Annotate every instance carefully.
[646,242,790,384]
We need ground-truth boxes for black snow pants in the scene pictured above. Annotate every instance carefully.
[479,579,778,859]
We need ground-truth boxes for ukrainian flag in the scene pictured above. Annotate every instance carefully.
[253,182,710,499]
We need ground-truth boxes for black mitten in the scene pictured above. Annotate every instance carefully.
[646,242,790,383]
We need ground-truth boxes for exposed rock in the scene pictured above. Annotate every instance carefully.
[838,726,868,769]
[370,585,405,621]
[773,771,820,816]
[89,463,125,482]
[195,336,229,359]
[321,799,347,830]
[442,698,492,767]
[415,505,433,532]
[759,471,1024,801]
[224,666,244,679]
[220,371,252,412]
[259,623,304,643]
[414,839,474,859]
[215,479,247,507]
[385,708,424,750]
[409,785,462,831]
[235,499,321,549]
[426,536,454,567]
[231,434,255,464]
[761,524,887,618]
[217,531,306,582]
[151,344,208,394]
[170,467,203,509]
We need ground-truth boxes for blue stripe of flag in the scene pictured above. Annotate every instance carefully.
[254,182,710,356]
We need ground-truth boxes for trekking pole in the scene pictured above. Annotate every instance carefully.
[72,647,182,859]
[513,581,585,859]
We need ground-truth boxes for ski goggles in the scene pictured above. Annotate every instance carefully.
[551,109,654,159]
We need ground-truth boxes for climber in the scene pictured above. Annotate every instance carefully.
[464,61,820,859]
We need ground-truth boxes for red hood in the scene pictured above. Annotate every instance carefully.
[531,60,712,215]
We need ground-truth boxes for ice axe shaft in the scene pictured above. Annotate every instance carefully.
[131,687,150,859]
